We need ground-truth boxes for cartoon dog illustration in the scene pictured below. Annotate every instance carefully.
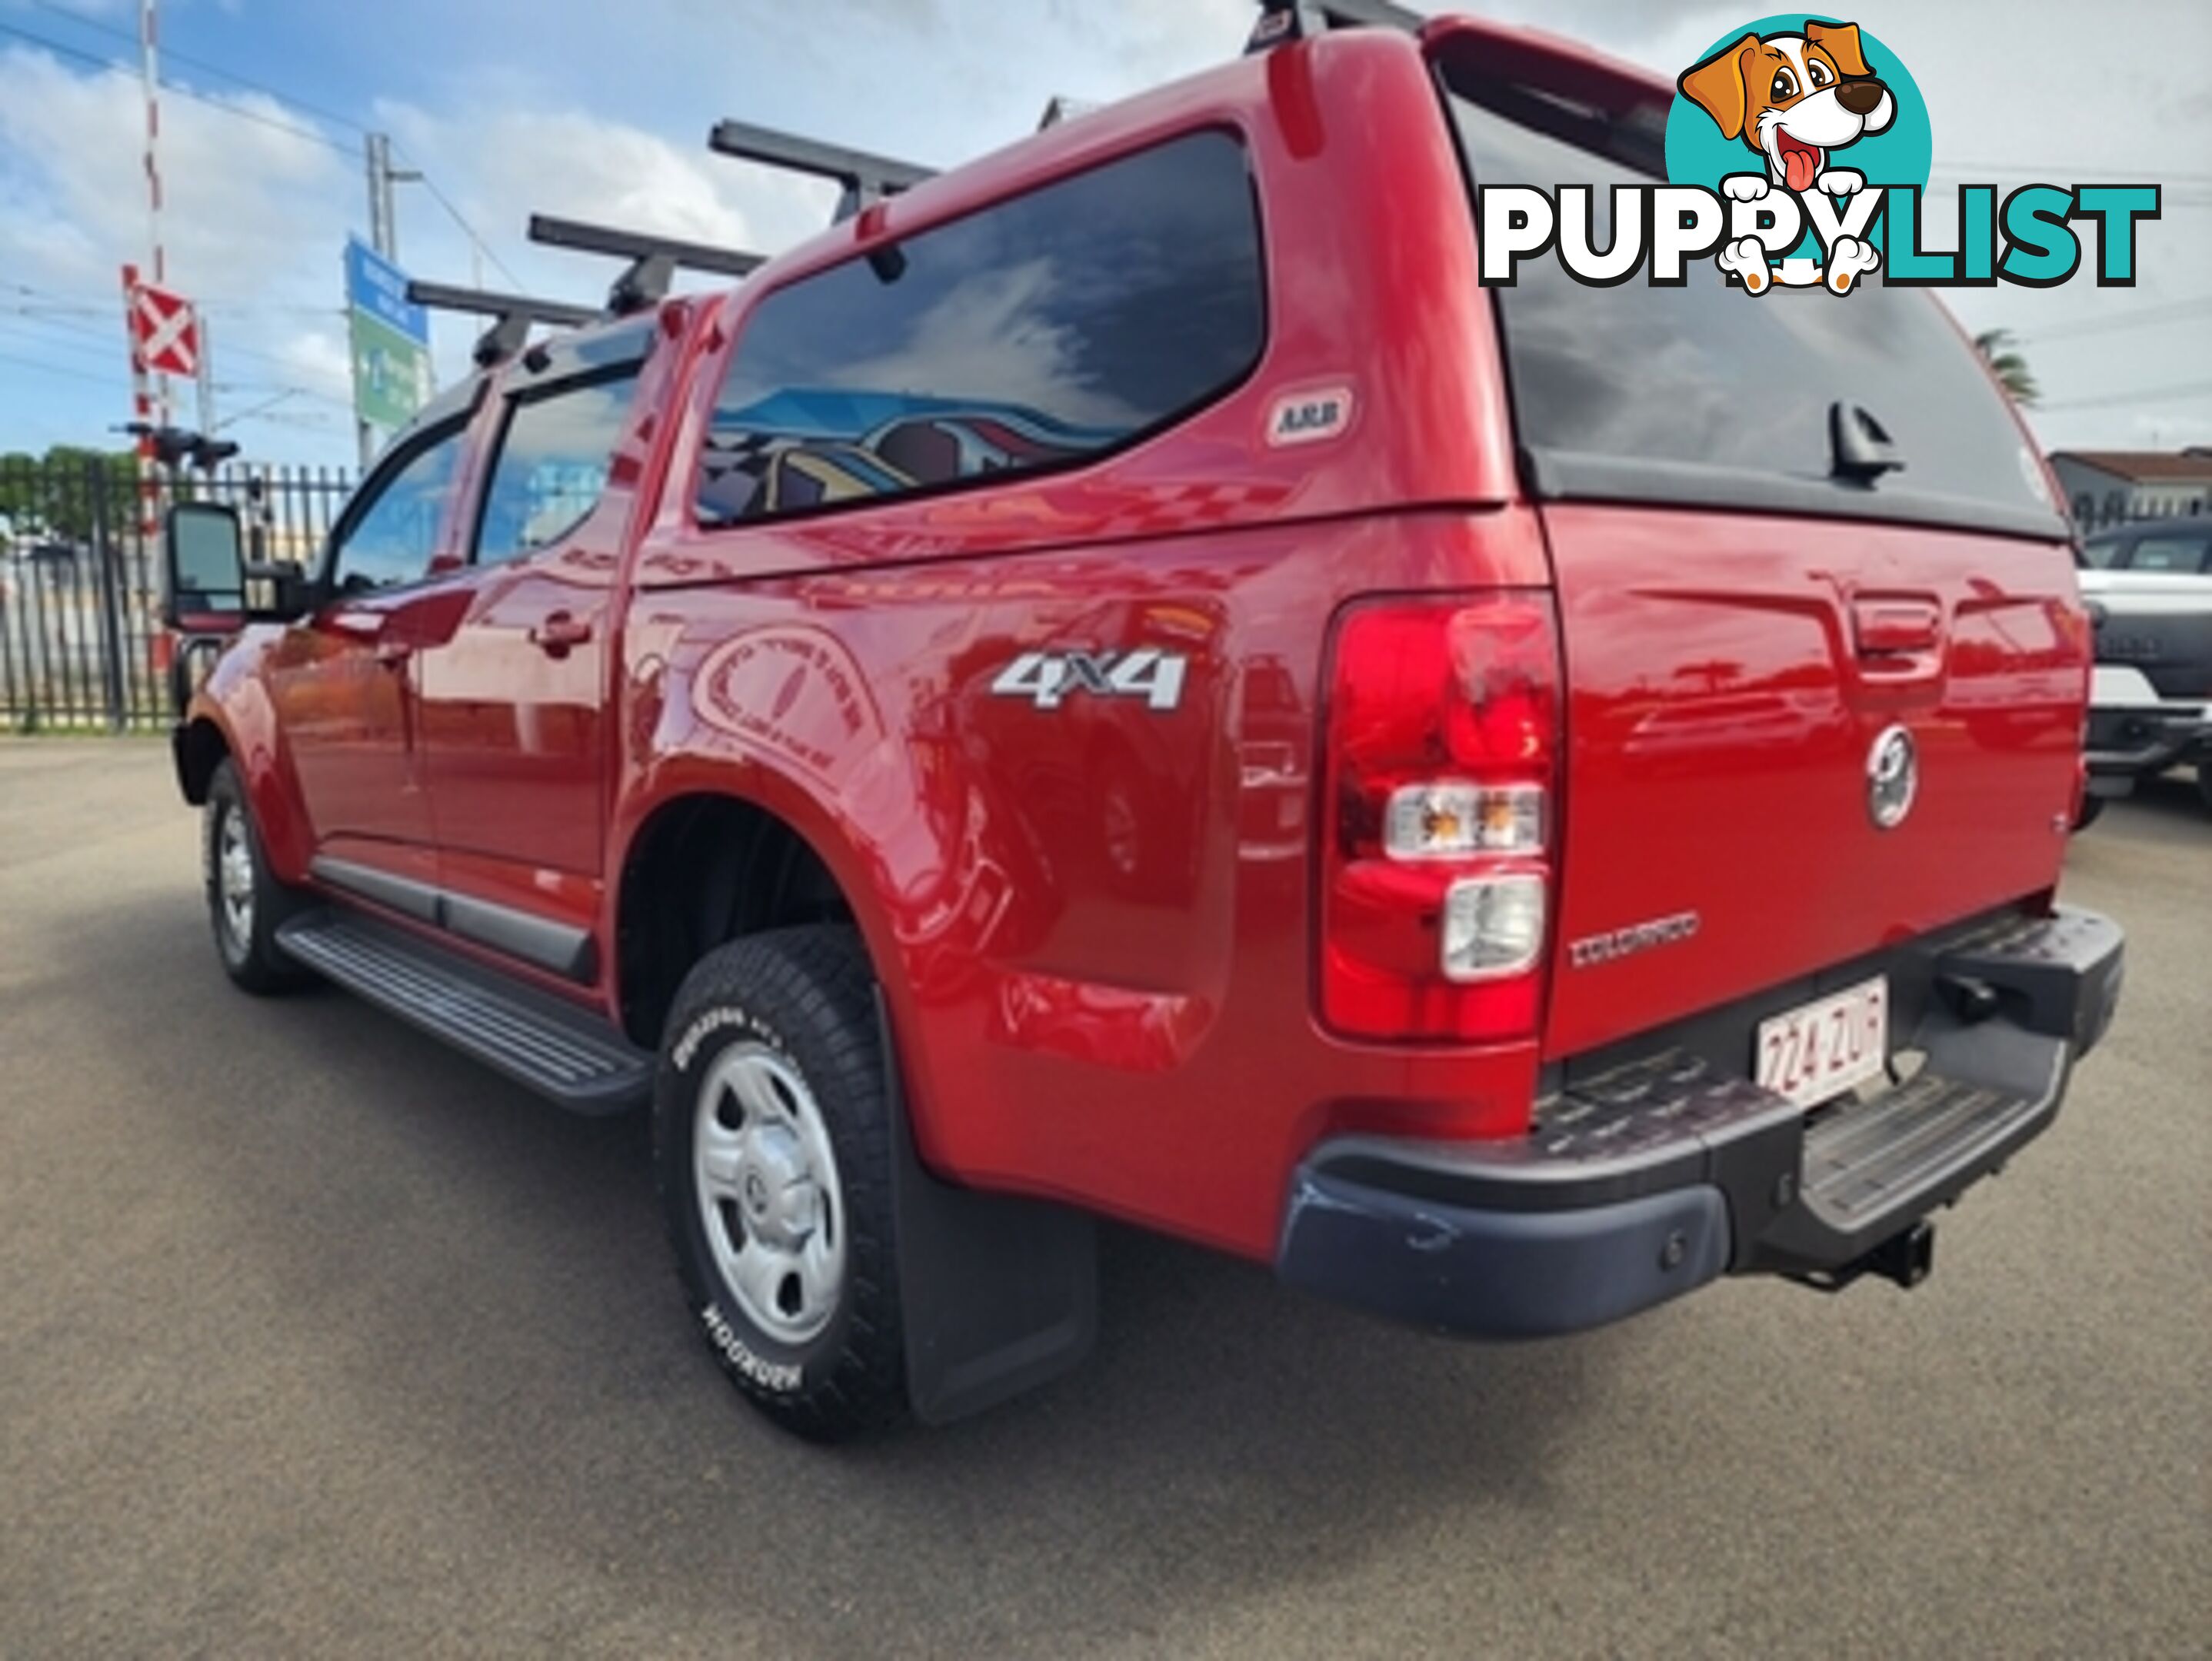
[1681,20,1895,293]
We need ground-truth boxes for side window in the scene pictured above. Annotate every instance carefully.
[330,428,468,594]
[698,129,1264,525]
[2126,534,2212,574]
[473,368,643,565]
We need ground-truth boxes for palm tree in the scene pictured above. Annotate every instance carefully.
[1974,328,2039,405]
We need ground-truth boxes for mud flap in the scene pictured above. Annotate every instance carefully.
[879,997,1097,1426]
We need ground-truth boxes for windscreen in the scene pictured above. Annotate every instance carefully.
[1444,76,2065,538]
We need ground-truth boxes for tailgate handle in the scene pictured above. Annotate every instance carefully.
[1853,599,1943,656]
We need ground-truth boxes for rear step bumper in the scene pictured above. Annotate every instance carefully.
[1276,907,2124,1339]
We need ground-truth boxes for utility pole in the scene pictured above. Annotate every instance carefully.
[130,0,166,558]
[363,132,421,261]
[195,313,216,438]
[360,132,421,466]
[139,0,167,426]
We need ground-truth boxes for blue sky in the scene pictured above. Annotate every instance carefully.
[2,0,2207,467]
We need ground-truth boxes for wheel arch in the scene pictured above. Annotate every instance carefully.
[175,713,231,805]
[177,687,315,884]
[612,784,900,1054]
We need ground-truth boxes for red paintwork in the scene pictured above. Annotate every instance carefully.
[182,22,2087,1264]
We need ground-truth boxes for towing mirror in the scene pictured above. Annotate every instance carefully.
[162,501,245,630]
[162,501,318,629]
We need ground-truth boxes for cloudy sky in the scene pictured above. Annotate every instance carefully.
[1,0,2205,465]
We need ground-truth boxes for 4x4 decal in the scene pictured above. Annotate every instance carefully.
[988,649,1188,711]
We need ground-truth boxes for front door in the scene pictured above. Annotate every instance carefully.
[267,415,475,856]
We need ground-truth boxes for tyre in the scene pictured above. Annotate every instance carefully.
[204,758,313,994]
[2195,765,2211,815]
[2072,793,2105,832]
[653,925,907,1440]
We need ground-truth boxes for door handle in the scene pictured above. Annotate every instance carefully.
[374,638,414,669]
[528,612,593,657]
[1852,598,1942,657]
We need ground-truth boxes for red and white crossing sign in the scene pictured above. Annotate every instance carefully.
[128,279,200,377]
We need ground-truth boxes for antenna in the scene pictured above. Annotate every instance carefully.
[528,215,765,315]
[405,280,600,368]
[707,119,935,222]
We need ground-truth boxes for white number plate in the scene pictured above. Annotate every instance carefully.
[1754,977,1888,1110]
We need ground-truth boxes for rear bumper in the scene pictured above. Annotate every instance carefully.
[2085,703,2210,789]
[1277,907,2124,1338]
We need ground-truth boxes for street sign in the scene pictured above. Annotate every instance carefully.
[344,237,433,433]
[128,280,199,377]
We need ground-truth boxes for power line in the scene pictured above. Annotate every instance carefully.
[2011,298,2212,346]
[2037,377,2212,413]
[0,350,121,389]
[0,317,115,360]
[0,18,358,159]
[26,0,372,136]
[403,166,525,290]
[0,18,527,285]
[2,300,347,384]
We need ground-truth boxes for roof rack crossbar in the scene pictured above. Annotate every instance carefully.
[528,213,765,315]
[1319,0,1423,28]
[1247,0,1421,52]
[707,118,934,223]
[405,279,601,368]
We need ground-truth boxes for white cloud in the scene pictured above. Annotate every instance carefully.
[377,100,838,271]
[0,47,348,301]
[2,0,2207,461]
[0,40,832,461]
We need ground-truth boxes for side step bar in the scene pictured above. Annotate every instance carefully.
[275,910,652,1115]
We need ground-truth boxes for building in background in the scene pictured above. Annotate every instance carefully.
[2049,449,2212,531]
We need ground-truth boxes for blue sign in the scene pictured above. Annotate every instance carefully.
[344,238,428,345]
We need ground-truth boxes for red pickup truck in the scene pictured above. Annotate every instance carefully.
[165,7,2124,1439]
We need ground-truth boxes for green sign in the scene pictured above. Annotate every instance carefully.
[347,308,431,432]
[345,238,432,433]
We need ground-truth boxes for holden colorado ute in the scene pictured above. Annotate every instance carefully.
[162,5,2124,1439]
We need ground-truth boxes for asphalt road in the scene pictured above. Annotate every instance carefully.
[2,739,2206,1658]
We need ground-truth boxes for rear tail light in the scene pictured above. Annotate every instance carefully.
[1320,593,1561,1042]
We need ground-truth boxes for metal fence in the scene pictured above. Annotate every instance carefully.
[0,456,355,732]
[2,447,2202,734]
[2070,495,2210,539]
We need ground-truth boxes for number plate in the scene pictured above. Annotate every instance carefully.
[1754,977,1888,1110]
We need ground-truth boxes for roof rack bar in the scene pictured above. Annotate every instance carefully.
[707,118,934,221]
[405,280,599,328]
[527,215,764,279]
[1246,0,1421,52]
[528,214,767,317]
[1319,0,1424,28]
[405,280,601,369]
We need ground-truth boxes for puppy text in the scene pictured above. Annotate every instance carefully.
[1477,183,2161,294]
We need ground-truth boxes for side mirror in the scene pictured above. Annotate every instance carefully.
[162,501,246,630]
[162,500,318,631]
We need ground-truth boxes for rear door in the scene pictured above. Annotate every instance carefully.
[1441,78,2087,1058]
[415,325,653,946]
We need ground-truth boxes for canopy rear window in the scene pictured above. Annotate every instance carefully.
[1439,61,2067,541]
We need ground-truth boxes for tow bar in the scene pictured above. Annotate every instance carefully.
[1791,1220,1937,1294]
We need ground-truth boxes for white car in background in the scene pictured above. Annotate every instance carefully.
[2077,524,2212,824]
